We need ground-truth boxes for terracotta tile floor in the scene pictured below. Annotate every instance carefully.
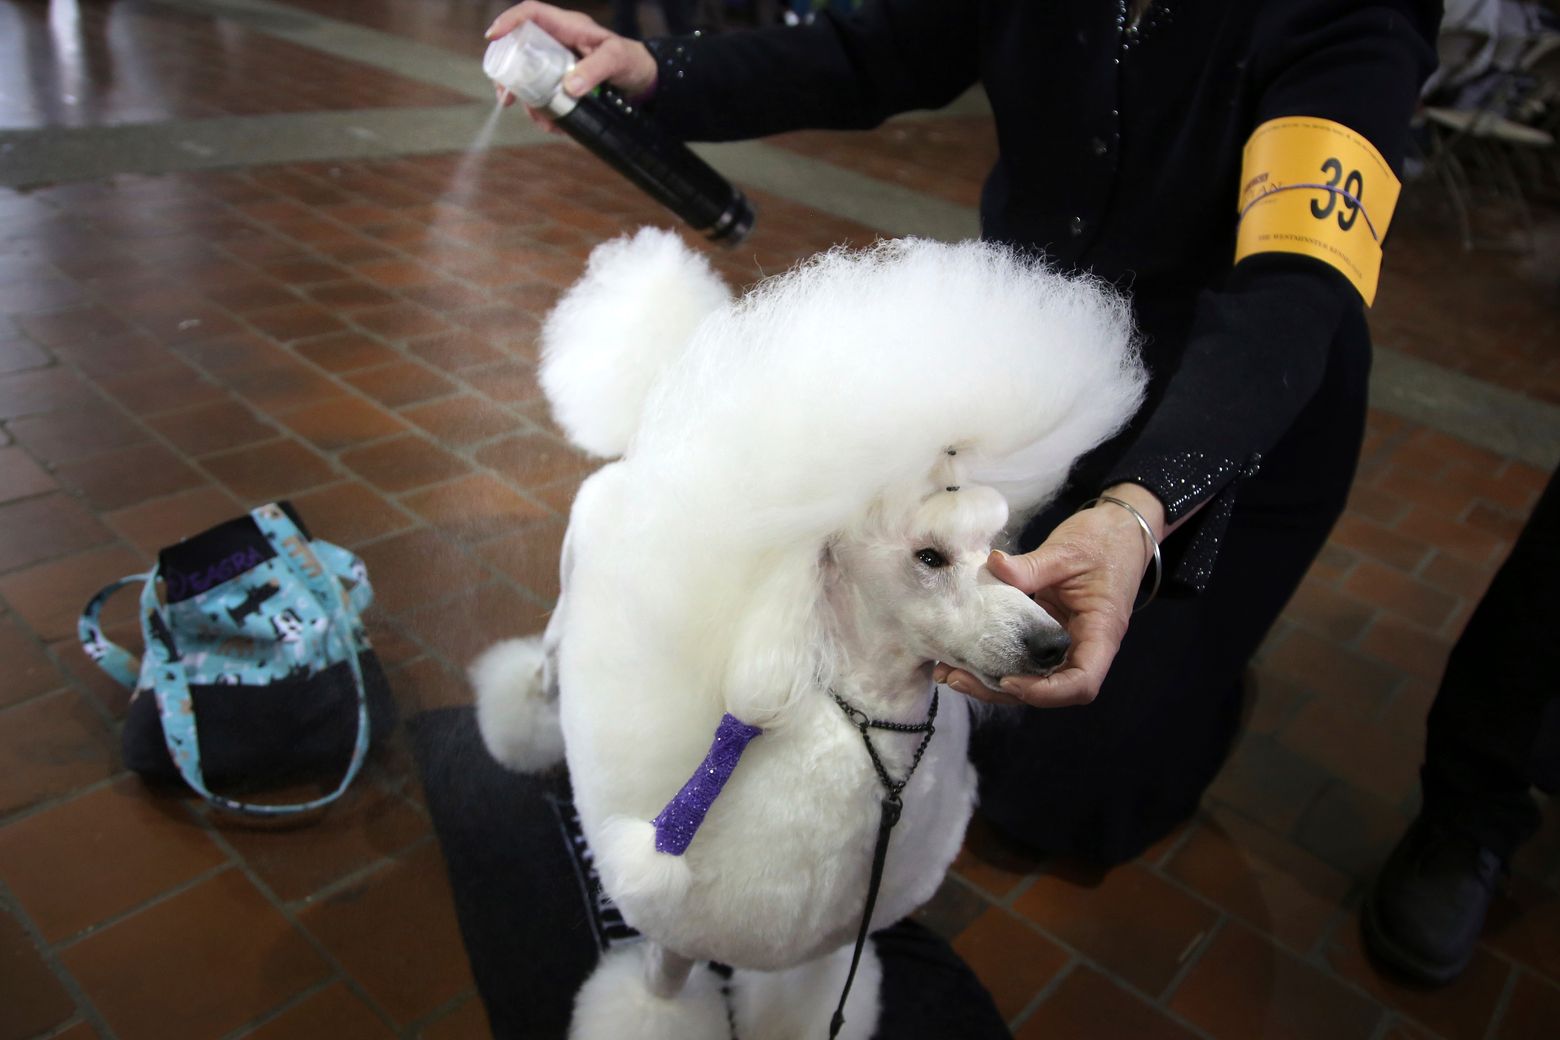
[1,2,1558,1039]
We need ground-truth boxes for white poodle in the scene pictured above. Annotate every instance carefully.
[472,229,1145,1039]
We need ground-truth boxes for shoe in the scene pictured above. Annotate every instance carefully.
[1362,815,1505,986]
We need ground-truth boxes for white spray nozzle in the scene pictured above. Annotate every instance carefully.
[483,21,576,108]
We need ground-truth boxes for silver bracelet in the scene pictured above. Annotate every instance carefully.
[1080,494,1162,612]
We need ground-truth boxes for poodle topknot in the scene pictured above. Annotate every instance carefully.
[539,227,1145,726]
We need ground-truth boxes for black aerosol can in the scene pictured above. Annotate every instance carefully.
[484,22,755,244]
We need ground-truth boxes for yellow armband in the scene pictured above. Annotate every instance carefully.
[1234,117,1401,306]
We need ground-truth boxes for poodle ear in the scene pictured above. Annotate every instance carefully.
[539,227,731,458]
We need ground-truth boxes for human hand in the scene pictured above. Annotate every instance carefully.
[485,2,658,129]
[932,484,1165,708]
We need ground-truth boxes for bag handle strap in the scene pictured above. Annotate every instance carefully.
[143,504,374,817]
[79,573,154,689]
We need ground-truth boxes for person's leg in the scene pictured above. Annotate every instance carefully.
[1364,467,1559,985]
[971,323,1370,866]
[1420,467,1560,858]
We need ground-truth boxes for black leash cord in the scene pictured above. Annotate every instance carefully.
[827,690,938,1039]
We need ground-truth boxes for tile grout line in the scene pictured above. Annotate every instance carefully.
[0,874,123,1040]
[190,814,412,1038]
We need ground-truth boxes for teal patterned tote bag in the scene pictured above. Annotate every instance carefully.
[78,502,395,816]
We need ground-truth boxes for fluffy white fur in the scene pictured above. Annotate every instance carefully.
[469,637,564,772]
[477,231,1146,1038]
[539,227,731,458]
[568,945,728,1040]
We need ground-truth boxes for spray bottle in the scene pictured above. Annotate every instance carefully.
[484,22,755,244]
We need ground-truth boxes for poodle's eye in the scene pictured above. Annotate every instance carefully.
[914,548,949,569]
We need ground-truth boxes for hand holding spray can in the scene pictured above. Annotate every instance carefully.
[484,22,755,244]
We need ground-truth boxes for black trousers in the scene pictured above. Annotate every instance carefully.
[971,323,1372,865]
[1421,467,1560,860]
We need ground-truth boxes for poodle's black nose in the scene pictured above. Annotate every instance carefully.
[1025,630,1071,674]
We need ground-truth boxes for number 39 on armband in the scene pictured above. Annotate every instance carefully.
[1234,117,1402,306]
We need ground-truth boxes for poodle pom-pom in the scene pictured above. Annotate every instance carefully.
[569,945,728,1040]
[541,227,731,459]
[470,637,565,773]
[594,816,693,910]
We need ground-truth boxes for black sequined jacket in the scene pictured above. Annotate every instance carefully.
[643,0,1440,590]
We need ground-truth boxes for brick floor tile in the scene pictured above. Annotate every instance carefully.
[1014,966,1199,1040]
[352,259,444,290]
[401,582,545,671]
[400,395,520,445]
[951,814,1045,900]
[148,399,279,457]
[1358,615,1455,684]
[1206,732,1334,837]
[203,440,339,502]
[14,307,136,351]
[526,474,585,516]
[1259,628,1403,712]
[401,473,549,545]
[93,363,226,416]
[1278,695,1421,806]
[173,333,292,379]
[350,304,452,342]
[1283,577,1378,644]
[53,442,206,511]
[345,362,457,408]
[282,397,408,451]
[355,530,489,617]
[293,332,401,373]
[398,281,490,313]
[473,432,594,490]
[226,361,347,418]
[341,435,471,493]
[288,482,415,549]
[950,907,1069,1020]
[1393,505,1507,567]
[1329,515,1432,573]
[202,280,300,315]
[8,406,147,465]
[0,545,147,641]
[0,778,226,943]
[469,360,544,405]
[224,784,429,904]
[1165,809,1352,954]
[61,870,330,1040]
[1170,921,1381,1040]
[304,280,400,312]
[1419,550,1497,601]
[240,982,396,1040]
[104,486,244,556]
[50,634,136,721]
[0,617,63,710]
[416,997,490,1040]
[1342,561,1461,632]
[1377,466,1479,521]
[472,516,567,601]
[386,657,474,715]
[0,368,98,421]
[1496,971,1560,1040]
[0,691,116,818]
[0,446,56,503]
[0,903,75,1040]
[1013,862,1219,997]
[247,303,349,343]
[1465,502,1527,550]
[296,843,475,1026]
[1484,876,1560,985]
[1346,483,1413,526]
[1241,665,1309,736]
[405,332,510,373]
[0,335,50,375]
[1293,782,1408,881]
[1323,916,1509,1040]
[258,257,349,286]
[0,494,115,572]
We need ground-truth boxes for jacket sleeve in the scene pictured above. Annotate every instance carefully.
[643,0,981,140]
[1103,0,1439,592]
